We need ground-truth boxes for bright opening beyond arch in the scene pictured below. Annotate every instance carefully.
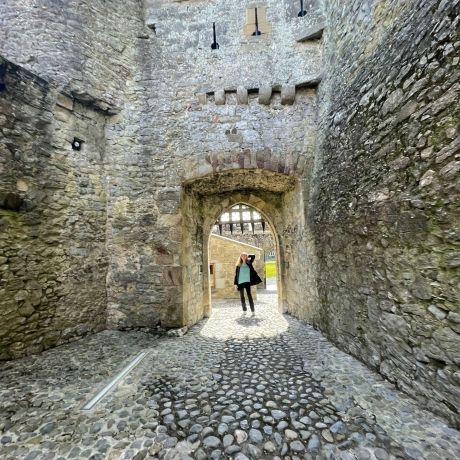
[207,203,281,320]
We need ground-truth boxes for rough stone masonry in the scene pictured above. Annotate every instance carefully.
[0,0,459,430]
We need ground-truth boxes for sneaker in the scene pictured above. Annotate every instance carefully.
[251,312,255,317]
[242,311,247,316]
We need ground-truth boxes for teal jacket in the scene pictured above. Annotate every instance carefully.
[234,254,263,290]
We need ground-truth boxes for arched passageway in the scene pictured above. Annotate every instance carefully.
[179,168,320,328]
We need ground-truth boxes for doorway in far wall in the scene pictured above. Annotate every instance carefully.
[208,203,278,312]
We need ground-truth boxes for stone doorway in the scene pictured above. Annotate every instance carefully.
[208,203,281,313]
[180,168,319,328]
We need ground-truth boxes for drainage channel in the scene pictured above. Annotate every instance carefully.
[81,351,148,411]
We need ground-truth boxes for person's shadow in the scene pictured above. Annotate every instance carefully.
[235,315,263,327]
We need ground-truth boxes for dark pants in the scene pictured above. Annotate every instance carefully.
[238,283,254,312]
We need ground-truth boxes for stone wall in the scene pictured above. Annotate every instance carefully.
[0,0,153,336]
[209,234,264,299]
[214,229,275,255]
[313,0,460,427]
[0,0,145,108]
[0,58,109,359]
[105,0,322,330]
[143,0,322,90]
[0,0,322,335]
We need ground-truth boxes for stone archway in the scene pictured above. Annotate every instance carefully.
[179,168,320,327]
[203,197,284,318]
[206,201,282,311]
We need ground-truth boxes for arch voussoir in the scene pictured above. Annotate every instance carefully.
[182,151,303,183]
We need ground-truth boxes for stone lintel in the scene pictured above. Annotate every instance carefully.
[296,22,325,42]
[56,93,74,111]
[70,90,120,115]
[183,168,298,195]
[296,77,322,89]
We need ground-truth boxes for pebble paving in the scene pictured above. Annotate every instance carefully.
[0,292,459,459]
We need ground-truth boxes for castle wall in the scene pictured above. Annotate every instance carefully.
[314,0,459,426]
[0,58,108,359]
[0,0,145,108]
[0,0,457,429]
[214,230,275,255]
[105,0,322,329]
[0,0,146,358]
[0,0,322,333]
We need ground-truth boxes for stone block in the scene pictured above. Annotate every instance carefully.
[380,313,408,337]
[197,93,207,105]
[296,22,325,42]
[16,179,29,192]
[243,6,272,36]
[56,93,74,111]
[258,85,272,105]
[236,86,248,105]
[281,85,296,105]
[215,90,226,105]
[428,305,447,320]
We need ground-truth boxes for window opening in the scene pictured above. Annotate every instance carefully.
[213,204,267,235]
[71,138,83,151]
[211,22,219,50]
[253,7,262,36]
[209,264,216,288]
[244,7,272,37]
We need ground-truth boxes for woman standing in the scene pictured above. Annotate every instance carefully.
[234,252,262,316]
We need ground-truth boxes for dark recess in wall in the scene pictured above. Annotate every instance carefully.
[0,61,7,91]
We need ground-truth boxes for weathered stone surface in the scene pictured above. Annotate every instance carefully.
[215,89,226,106]
[281,85,296,105]
[197,93,207,105]
[236,86,248,105]
[0,57,108,360]
[314,0,460,427]
[296,22,325,41]
[0,0,458,435]
[258,85,272,105]
[0,296,458,459]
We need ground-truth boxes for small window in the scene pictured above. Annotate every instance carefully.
[243,6,272,37]
[242,211,251,221]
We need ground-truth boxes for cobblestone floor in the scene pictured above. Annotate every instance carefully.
[0,292,459,459]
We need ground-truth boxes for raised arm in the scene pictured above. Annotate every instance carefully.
[248,254,256,263]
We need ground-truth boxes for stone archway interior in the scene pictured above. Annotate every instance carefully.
[180,169,320,327]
